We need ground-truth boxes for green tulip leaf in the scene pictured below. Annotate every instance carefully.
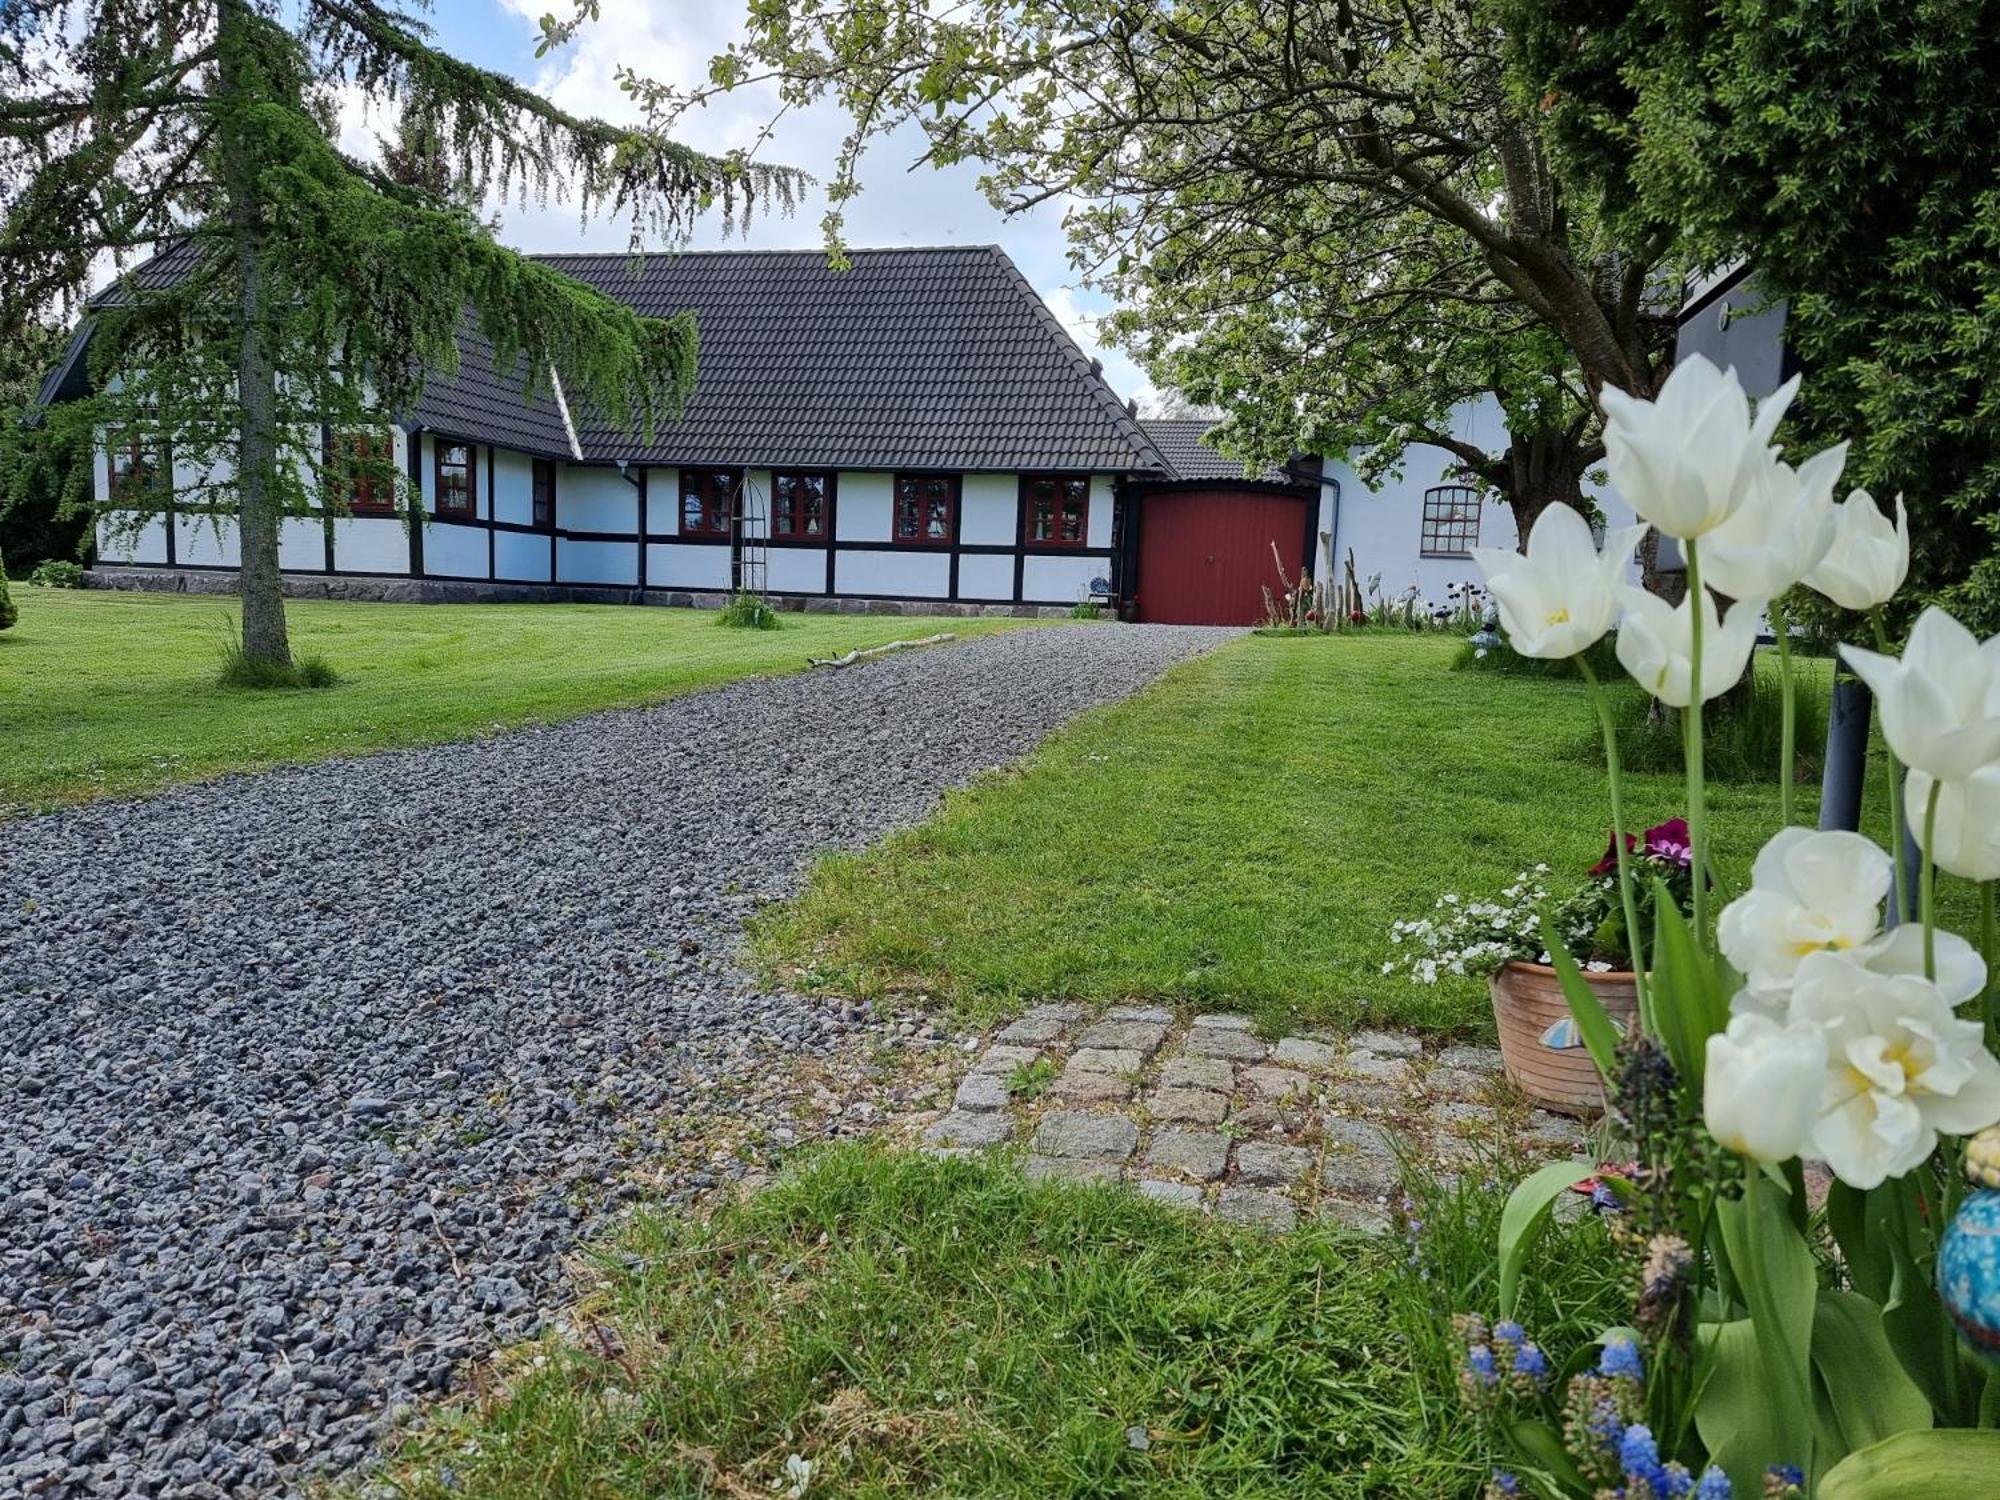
[1498,1158,1599,1319]
[1537,914,1620,1080]
[1716,1171,1819,1480]
[1697,1318,1804,1497]
[1810,1289,1933,1463]
[1826,1181,1892,1305]
[1818,1430,2000,1498]
[1501,1417,1589,1495]
[1649,887,1729,1085]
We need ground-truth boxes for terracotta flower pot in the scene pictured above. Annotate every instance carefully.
[1489,960,1641,1116]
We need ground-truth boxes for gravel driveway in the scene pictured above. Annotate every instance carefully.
[0,622,1232,1498]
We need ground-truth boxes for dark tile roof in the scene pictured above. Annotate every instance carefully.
[55,242,1175,474]
[1139,417,1300,486]
[534,247,1167,473]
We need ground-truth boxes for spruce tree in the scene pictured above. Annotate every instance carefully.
[1,0,800,669]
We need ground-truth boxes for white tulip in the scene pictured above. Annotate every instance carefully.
[1599,355,1799,539]
[1790,950,2000,1190]
[1699,443,1845,602]
[1704,1012,1828,1163]
[1805,489,1910,612]
[1614,586,1764,707]
[1471,505,1649,660]
[1841,607,2000,781]
[1904,767,2000,882]
[1856,921,1988,1009]
[1718,828,1893,999]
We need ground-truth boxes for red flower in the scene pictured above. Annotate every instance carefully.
[1589,817,1694,876]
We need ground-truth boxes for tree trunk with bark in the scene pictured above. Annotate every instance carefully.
[216,0,293,669]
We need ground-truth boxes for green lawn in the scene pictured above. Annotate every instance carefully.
[0,588,1026,814]
[756,633,1909,1037]
[369,1145,1626,1500]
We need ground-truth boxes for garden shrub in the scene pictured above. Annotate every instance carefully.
[716,592,781,630]
[28,559,84,589]
[1570,668,1829,786]
[0,550,15,631]
[1067,600,1103,619]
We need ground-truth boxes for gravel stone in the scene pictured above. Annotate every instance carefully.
[1341,1052,1415,1087]
[1146,1088,1229,1125]
[1182,1029,1268,1061]
[1270,1037,1340,1069]
[1157,1056,1234,1092]
[0,623,1231,1498]
[1189,1013,1254,1031]
[1215,1187,1297,1231]
[1436,1044,1507,1073]
[1135,1180,1204,1208]
[995,1015,1067,1046]
[1067,1048,1141,1075]
[1426,1066,1496,1100]
[1032,1111,1140,1161]
[1319,1118,1404,1199]
[1023,1003,1090,1024]
[1141,1129,1229,1181]
[1240,1066,1309,1101]
[1233,1141,1312,1186]
[1048,1072,1134,1104]
[953,1074,1011,1112]
[1348,1029,1422,1058]
[1072,1020,1170,1056]
[971,1044,1042,1075]
[1024,1156,1122,1185]
[1104,1005,1173,1023]
[925,1111,1015,1148]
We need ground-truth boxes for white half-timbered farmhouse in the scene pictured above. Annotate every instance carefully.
[53,243,1337,622]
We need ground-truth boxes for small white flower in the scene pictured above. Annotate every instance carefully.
[784,1453,813,1499]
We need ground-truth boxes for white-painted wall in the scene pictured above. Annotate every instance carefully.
[838,472,895,543]
[642,467,678,534]
[1023,553,1106,604]
[334,516,411,574]
[837,548,950,598]
[559,537,638,586]
[765,547,828,594]
[557,466,633,534]
[1319,395,1641,605]
[494,528,552,583]
[647,541,730,590]
[491,449,536,527]
[957,553,1014,601]
[425,519,488,578]
[96,514,169,565]
[959,474,1017,545]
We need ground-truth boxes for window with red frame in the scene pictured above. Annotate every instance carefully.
[771,472,829,539]
[893,474,957,544]
[434,439,476,518]
[1023,475,1089,546]
[681,469,737,535]
[107,433,159,504]
[327,430,397,513]
[532,458,556,530]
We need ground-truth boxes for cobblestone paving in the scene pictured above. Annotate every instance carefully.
[920,1006,1595,1230]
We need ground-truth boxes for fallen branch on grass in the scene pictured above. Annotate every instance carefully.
[807,632,955,668]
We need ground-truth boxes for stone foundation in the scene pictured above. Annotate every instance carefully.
[83,567,1082,618]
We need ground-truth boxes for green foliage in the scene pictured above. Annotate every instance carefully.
[1453,634,1623,681]
[714,592,781,630]
[1067,599,1103,620]
[1003,1054,1058,1099]
[27,559,83,589]
[1570,666,1829,786]
[0,317,91,569]
[370,1143,1630,1498]
[1503,0,2000,632]
[216,631,337,690]
[0,550,15,631]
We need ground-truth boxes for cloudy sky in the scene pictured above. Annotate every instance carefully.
[336,0,1155,406]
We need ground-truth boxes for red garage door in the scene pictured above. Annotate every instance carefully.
[1134,489,1311,625]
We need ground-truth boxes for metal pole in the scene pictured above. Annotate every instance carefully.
[1819,672,1919,924]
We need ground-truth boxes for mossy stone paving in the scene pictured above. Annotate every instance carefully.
[922,1005,1593,1231]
